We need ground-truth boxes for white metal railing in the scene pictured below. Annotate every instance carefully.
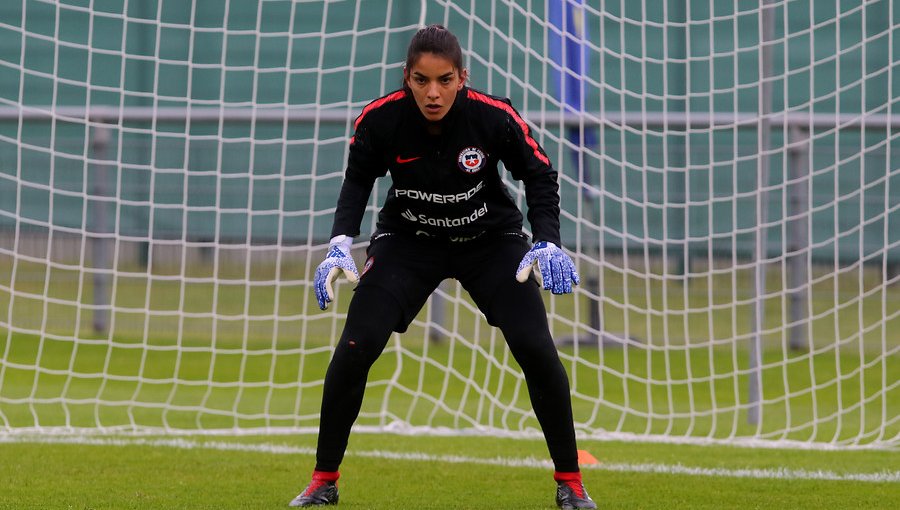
[1,105,899,128]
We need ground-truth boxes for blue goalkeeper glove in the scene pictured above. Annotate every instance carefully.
[515,241,580,295]
[314,235,359,310]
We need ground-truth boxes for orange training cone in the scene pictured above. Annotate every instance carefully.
[577,449,599,465]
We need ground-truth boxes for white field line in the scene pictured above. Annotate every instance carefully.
[1,435,898,484]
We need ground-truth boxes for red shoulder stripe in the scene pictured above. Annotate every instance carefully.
[353,90,407,132]
[466,89,550,166]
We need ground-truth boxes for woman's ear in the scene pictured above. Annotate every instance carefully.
[458,68,469,89]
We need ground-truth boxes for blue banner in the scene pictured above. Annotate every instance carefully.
[548,0,589,113]
[548,0,597,149]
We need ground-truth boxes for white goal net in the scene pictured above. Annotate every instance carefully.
[1,0,897,449]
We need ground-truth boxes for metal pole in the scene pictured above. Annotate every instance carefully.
[572,141,603,346]
[90,124,112,334]
[2,106,899,129]
[788,126,810,351]
[748,0,776,426]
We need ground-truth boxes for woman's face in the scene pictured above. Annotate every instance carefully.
[405,52,467,122]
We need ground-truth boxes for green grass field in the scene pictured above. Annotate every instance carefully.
[1,432,898,509]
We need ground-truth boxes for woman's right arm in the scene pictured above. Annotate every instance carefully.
[330,123,386,238]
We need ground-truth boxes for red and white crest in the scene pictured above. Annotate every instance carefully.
[457,147,486,174]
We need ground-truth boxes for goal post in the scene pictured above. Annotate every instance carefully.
[0,0,897,449]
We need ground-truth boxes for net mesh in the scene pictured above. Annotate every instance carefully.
[0,0,897,448]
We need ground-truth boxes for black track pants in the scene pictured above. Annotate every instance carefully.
[313,232,580,473]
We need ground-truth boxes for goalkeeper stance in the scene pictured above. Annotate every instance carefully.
[290,25,596,510]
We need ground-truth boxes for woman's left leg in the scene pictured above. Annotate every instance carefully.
[456,235,580,473]
[484,276,580,472]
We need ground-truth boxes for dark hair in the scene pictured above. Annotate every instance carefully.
[404,24,464,75]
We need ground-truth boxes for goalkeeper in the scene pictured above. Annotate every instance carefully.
[290,24,596,510]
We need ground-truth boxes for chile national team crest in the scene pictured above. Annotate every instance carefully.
[457,147,486,174]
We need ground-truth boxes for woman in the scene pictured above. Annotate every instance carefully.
[290,25,596,509]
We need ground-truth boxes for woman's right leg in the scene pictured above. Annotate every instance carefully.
[314,233,444,472]
[314,285,404,471]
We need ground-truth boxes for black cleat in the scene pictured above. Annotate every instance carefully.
[288,480,339,507]
[556,480,597,509]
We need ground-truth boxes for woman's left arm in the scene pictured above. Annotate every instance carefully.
[502,109,562,246]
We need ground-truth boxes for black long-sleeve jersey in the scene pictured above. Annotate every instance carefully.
[330,86,561,246]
